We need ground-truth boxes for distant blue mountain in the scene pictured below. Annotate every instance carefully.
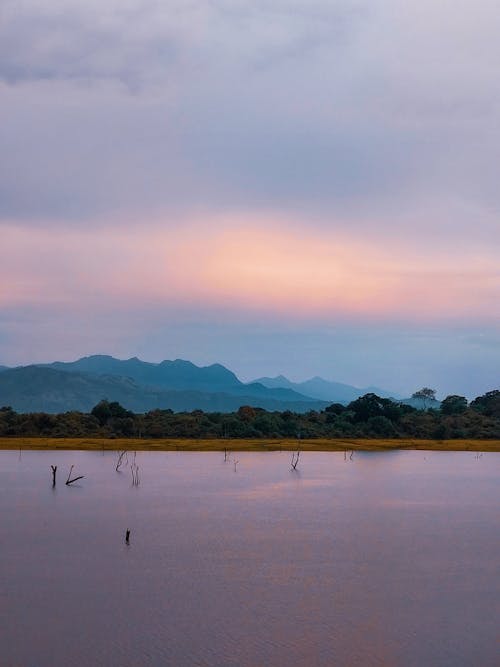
[0,354,328,412]
[0,354,404,413]
[43,355,317,403]
[46,355,241,392]
[252,374,401,404]
[0,366,328,414]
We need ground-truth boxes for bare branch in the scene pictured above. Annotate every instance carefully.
[116,450,128,471]
[291,450,300,470]
[130,453,140,485]
[66,465,84,485]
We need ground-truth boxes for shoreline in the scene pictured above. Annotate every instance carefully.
[1,437,499,452]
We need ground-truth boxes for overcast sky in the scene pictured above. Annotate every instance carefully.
[1,0,499,397]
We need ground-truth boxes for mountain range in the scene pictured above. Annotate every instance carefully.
[254,374,400,403]
[0,355,400,414]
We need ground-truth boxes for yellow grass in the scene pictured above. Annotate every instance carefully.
[0,437,499,452]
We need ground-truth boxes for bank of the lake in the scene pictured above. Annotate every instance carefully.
[1,437,499,451]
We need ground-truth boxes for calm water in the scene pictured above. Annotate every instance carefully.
[0,449,498,667]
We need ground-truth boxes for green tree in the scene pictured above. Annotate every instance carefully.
[470,390,500,418]
[365,415,397,437]
[440,395,467,415]
[91,400,112,426]
[91,399,132,427]
[348,393,402,423]
[411,388,437,410]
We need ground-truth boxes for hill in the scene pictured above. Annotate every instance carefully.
[253,374,400,404]
[43,355,318,403]
[0,366,328,414]
[46,355,241,392]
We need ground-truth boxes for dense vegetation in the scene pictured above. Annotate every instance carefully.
[1,390,499,440]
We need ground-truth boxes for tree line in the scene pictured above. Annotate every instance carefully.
[1,390,499,440]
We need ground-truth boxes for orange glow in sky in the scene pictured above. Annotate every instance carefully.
[1,217,498,322]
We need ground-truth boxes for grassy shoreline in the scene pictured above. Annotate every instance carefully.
[1,437,499,452]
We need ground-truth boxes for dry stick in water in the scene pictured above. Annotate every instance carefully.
[65,465,84,486]
[125,529,130,544]
[51,465,57,487]
[130,452,140,486]
[291,450,300,470]
[132,465,138,485]
[116,450,128,472]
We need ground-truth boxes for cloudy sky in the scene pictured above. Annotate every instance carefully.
[1,0,499,397]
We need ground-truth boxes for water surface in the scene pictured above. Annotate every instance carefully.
[0,449,498,666]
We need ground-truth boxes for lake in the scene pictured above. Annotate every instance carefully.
[0,449,498,666]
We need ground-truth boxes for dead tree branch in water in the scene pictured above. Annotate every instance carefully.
[131,463,140,485]
[51,465,57,487]
[116,450,128,471]
[130,452,140,486]
[291,450,300,470]
[65,465,84,485]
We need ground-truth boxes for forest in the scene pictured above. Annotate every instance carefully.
[1,390,499,440]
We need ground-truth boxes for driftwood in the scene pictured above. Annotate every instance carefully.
[125,529,130,544]
[291,450,300,470]
[51,465,57,487]
[65,465,84,485]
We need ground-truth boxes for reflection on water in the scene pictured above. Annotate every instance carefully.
[0,450,498,667]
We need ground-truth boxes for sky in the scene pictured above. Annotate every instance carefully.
[1,0,499,398]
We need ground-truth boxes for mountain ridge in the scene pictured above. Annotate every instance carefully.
[0,366,329,414]
[44,355,242,392]
[0,355,402,413]
[253,374,401,403]
[41,356,319,403]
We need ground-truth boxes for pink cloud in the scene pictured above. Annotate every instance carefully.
[1,216,498,323]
